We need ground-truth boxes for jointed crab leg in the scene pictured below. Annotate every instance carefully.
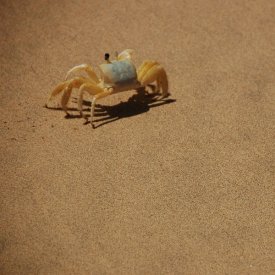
[143,65,168,97]
[137,61,158,81]
[90,89,113,124]
[78,83,113,123]
[47,81,69,103]
[46,77,93,115]
[138,61,168,97]
[140,65,162,85]
[78,83,104,117]
[65,64,100,83]
[61,86,73,115]
[156,68,168,97]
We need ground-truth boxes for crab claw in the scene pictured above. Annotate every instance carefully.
[117,49,134,61]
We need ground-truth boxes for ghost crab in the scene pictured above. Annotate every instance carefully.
[46,49,169,125]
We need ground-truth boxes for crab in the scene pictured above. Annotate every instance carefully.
[46,49,169,126]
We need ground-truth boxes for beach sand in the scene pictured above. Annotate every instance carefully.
[0,0,274,274]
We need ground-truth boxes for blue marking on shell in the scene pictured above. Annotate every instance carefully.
[100,60,137,85]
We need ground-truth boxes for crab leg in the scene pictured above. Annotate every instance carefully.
[140,64,162,85]
[117,49,134,61]
[46,81,70,103]
[90,89,113,124]
[78,83,114,124]
[138,61,168,97]
[65,64,100,83]
[46,77,92,115]
[156,68,168,97]
[60,86,73,115]
[137,61,158,82]
[78,83,105,118]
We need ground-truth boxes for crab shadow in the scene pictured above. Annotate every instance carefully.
[45,87,176,128]
[44,106,90,119]
[77,88,176,128]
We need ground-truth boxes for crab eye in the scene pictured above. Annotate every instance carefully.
[104,53,110,60]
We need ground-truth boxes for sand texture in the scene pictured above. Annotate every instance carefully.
[0,0,274,274]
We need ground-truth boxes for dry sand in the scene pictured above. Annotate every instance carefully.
[0,0,274,274]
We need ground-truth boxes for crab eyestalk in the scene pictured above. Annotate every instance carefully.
[104,53,110,63]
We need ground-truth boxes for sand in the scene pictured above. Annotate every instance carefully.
[0,0,274,274]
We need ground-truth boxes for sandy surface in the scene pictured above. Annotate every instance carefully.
[0,0,274,274]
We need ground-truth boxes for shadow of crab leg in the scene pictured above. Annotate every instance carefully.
[65,64,100,83]
[78,83,105,118]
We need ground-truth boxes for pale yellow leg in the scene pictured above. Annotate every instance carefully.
[46,81,70,104]
[117,49,134,61]
[140,65,162,85]
[61,77,93,116]
[137,61,150,76]
[90,89,113,124]
[138,62,169,98]
[61,86,72,115]
[157,69,169,97]
[65,64,100,83]
[46,77,92,115]
[137,61,158,82]
[78,83,105,118]
[47,77,87,103]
